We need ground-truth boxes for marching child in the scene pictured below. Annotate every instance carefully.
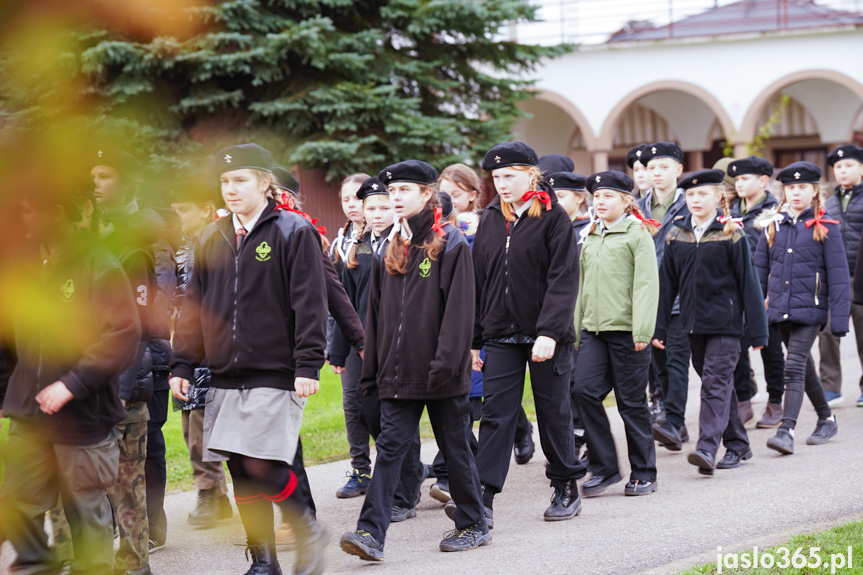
[574,171,659,497]
[471,142,585,523]
[653,169,768,476]
[171,143,329,575]
[340,160,490,561]
[820,145,863,407]
[755,161,847,454]
[727,156,786,428]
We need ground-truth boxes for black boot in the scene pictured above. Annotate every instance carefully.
[543,480,581,521]
[244,539,282,575]
[187,487,233,527]
[293,512,330,575]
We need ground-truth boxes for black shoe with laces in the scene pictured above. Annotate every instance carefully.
[624,478,658,496]
[439,523,492,552]
[243,539,283,575]
[390,505,416,522]
[443,499,494,529]
[543,480,581,521]
[716,447,753,469]
[335,469,371,499]
[340,530,384,562]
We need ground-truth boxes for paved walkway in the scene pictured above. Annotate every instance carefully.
[2,342,862,575]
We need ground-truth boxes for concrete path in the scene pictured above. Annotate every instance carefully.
[2,341,862,575]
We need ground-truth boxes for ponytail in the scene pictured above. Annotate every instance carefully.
[332,220,353,264]
[721,193,737,235]
[627,201,660,236]
[811,191,828,244]
[766,196,786,247]
[345,223,367,269]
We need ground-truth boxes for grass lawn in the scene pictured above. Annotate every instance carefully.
[678,519,863,574]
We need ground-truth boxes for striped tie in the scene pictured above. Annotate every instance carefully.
[236,227,248,250]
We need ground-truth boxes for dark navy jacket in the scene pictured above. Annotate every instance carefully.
[824,183,863,273]
[639,188,689,315]
[656,212,768,347]
[754,207,850,335]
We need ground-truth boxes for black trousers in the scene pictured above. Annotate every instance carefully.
[688,335,749,457]
[734,323,786,403]
[776,322,831,429]
[574,331,656,482]
[357,386,422,509]
[653,314,691,429]
[145,386,169,544]
[357,395,484,544]
[477,342,584,494]
[431,397,482,480]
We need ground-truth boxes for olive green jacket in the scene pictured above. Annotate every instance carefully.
[574,217,660,345]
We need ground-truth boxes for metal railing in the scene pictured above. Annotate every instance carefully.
[509,0,863,46]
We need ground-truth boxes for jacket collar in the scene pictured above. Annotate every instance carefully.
[674,210,724,232]
[777,205,816,224]
[732,191,779,218]
[833,182,863,197]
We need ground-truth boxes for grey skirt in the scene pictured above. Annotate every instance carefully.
[202,387,306,465]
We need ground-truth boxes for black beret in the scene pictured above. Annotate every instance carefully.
[728,156,773,177]
[641,141,684,164]
[679,169,726,191]
[214,143,273,176]
[379,160,438,186]
[625,144,649,169]
[272,167,300,194]
[481,141,539,171]
[357,176,387,201]
[586,171,634,195]
[777,161,822,185]
[537,154,574,174]
[167,180,219,205]
[827,145,863,166]
[438,191,455,219]
[91,146,142,178]
[547,171,587,191]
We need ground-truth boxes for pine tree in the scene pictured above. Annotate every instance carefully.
[2,1,571,180]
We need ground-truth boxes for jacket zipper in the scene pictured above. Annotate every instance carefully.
[218,226,243,385]
[504,229,516,334]
[691,238,700,334]
[593,232,603,334]
[815,272,821,306]
[393,265,407,398]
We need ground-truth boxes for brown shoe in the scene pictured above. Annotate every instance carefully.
[276,522,296,549]
[738,400,754,426]
[756,402,783,428]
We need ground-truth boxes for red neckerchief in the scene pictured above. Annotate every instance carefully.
[521,190,552,211]
[276,193,328,236]
[631,211,661,229]
[805,208,840,234]
[431,207,447,237]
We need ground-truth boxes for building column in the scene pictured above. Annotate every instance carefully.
[592,150,609,172]
[689,151,705,170]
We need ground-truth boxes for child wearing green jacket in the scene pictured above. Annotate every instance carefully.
[574,170,660,499]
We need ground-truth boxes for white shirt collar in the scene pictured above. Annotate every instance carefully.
[232,201,268,234]
[601,213,627,233]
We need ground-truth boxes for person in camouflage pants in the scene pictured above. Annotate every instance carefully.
[109,401,151,575]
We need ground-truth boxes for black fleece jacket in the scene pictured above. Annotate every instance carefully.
[471,187,580,348]
[171,200,328,390]
[360,208,475,400]
[655,212,768,346]
[330,229,375,367]
[0,236,139,444]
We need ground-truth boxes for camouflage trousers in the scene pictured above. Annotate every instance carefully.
[0,420,119,575]
[108,403,150,574]
[49,504,73,563]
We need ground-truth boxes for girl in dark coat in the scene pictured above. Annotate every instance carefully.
[339,160,489,562]
[755,161,849,454]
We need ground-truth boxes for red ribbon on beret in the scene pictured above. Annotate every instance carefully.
[805,208,839,235]
[521,190,552,211]
[431,207,447,237]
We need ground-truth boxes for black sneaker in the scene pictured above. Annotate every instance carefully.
[340,530,384,562]
[624,479,657,496]
[806,416,838,445]
[767,427,794,454]
[543,480,581,521]
[430,479,451,503]
[390,505,416,522]
[439,523,492,552]
[336,469,371,499]
[444,500,494,529]
[148,539,166,554]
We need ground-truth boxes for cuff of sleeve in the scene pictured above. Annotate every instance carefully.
[329,354,347,368]
[536,330,560,341]
[171,365,195,383]
[60,371,89,400]
[751,337,769,348]
[634,334,653,345]
[296,367,321,380]
[652,330,666,342]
